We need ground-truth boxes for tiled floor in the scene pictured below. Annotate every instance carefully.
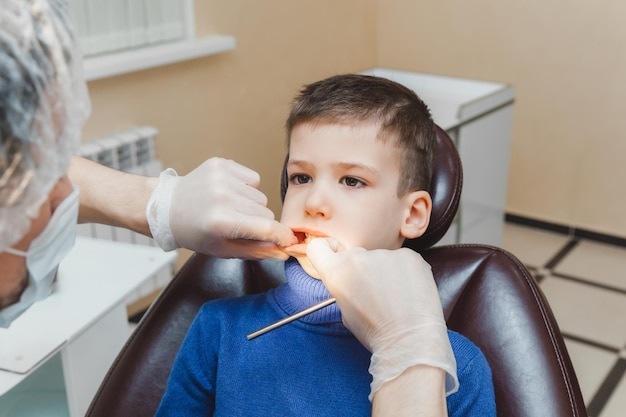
[502,222,626,417]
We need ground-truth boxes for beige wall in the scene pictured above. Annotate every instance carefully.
[377,0,626,238]
[83,0,626,240]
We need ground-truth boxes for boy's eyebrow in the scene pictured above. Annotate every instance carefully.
[334,162,380,177]
[287,159,380,176]
[286,160,311,168]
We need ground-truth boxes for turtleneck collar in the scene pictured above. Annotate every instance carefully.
[273,258,343,326]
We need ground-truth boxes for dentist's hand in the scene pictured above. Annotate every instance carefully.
[147,158,296,260]
[306,238,458,400]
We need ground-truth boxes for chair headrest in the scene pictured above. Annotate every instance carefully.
[280,124,463,251]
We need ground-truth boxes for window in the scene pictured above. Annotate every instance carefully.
[69,0,192,57]
[68,0,236,81]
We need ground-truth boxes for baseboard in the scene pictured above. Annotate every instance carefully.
[505,213,626,248]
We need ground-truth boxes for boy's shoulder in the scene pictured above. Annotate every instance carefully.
[447,328,479,348]
[447,329,490,372]
[446,329,496,414]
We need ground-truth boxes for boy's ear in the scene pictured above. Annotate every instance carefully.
[400,190,432,240]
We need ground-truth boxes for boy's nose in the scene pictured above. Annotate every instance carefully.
[304,183,332,218]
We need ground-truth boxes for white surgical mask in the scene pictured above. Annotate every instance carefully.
[0,186,79,328]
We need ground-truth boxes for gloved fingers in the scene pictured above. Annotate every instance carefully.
[182,158,266,206]
[311,247,431,307]
[148,157,301,260]
[307,237,346,256]
[305,237,342,270]
[192,157,261,188]
[205,238,291,261]
[307,241,387,340]
[218,158,262,189]
[229,214,297,247]
[307,245,447,341]
[306,237,351,293]
[229,180,269,206]
[371,249,441,311]
[230,194,276,219]
[215,159,274,207]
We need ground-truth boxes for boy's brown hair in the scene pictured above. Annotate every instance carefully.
[285,74,435,195]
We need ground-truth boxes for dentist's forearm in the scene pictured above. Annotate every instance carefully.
[68,156,157,237]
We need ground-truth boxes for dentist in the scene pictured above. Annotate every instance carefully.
[0,0,295,328]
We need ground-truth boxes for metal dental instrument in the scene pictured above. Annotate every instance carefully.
[247,297,336,340]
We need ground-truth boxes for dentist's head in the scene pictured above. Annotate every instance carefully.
[0,0,90,326]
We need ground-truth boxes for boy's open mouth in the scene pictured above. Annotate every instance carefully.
[283,229,327,255]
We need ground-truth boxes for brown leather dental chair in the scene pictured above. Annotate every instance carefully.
[86,125,588,417]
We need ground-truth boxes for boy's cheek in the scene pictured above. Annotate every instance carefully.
[278,199,296,224]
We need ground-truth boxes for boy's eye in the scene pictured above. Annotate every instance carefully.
[341,176,365,188]
[289,174,311,185]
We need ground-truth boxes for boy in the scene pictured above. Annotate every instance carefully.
[155,74,496,416]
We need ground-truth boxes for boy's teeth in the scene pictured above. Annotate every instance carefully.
[295,232,320,244]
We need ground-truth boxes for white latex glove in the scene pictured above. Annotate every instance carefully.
[306,238,459,400]
[146,158,296,260]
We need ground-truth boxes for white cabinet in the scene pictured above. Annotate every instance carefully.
[361,68,515,246]
[0,238,177,417]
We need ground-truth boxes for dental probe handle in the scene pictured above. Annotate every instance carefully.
[246,297,337,340]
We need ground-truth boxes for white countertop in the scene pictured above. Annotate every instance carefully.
[0,237,177,395]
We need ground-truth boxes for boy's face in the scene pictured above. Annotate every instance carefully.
[280,121,431,262]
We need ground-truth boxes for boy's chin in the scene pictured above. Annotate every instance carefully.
[288,252,321,279]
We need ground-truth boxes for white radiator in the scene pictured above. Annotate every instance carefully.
[77,126,175,305]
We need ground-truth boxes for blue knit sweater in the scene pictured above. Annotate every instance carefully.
[155,259,496,416]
